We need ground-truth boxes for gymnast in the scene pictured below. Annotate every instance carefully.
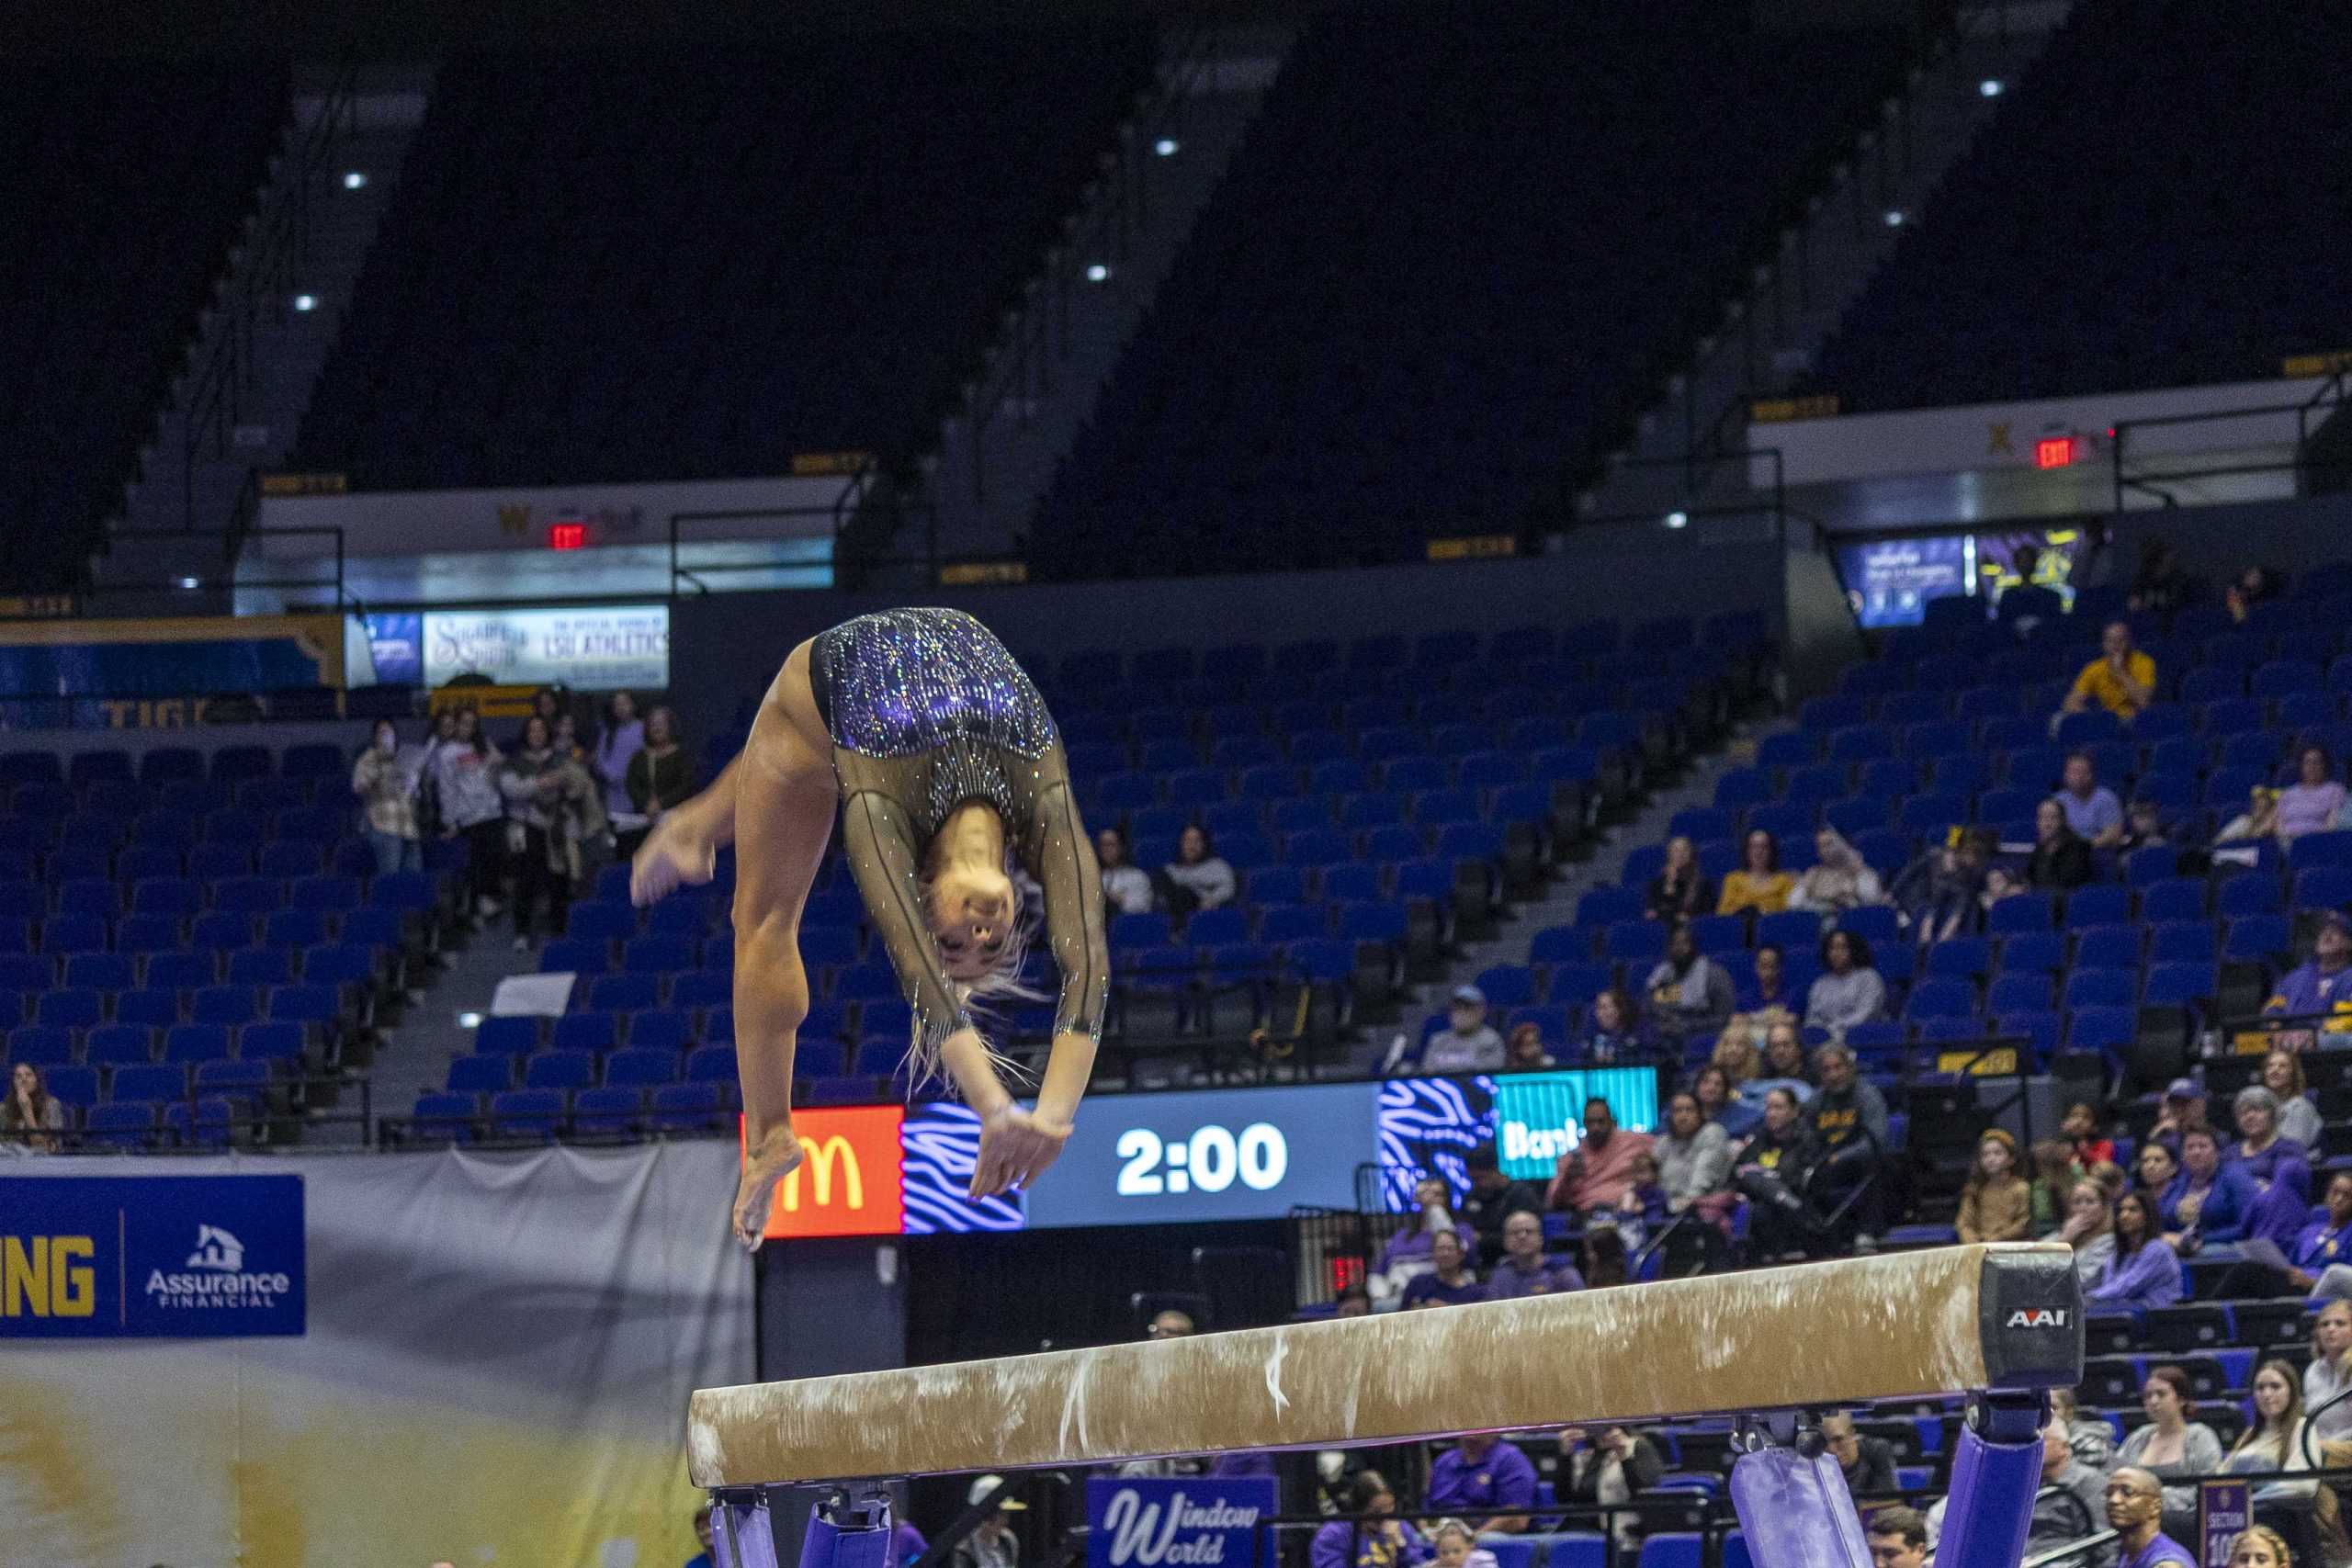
[632,607,1108,1247]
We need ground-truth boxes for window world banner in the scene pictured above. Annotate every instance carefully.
[1086,1475,1276,1568]
[1,1174,305,1337]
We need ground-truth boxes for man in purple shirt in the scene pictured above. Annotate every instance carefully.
[1424,1432,1536,1536]
[2105,1468,2192,1567]
[1482,1212,1584,1301]
[2290,1170,2352,1300]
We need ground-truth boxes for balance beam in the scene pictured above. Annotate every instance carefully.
[687,1242,2081,1488]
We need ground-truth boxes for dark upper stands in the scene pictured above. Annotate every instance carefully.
[1811,0,2352,411]
[1030,3,1907,577]
[0,60,288,591]
[290,31,1155,491]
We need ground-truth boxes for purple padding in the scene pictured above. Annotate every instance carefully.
[1934,1424,2043,1568]
[1727,1446,1870,1568]
[791,1507,891,1568]
[715,1500,781,1568]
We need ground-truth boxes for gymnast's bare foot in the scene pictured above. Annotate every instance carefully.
[734,1123,805,1250]
[632,816,716,906]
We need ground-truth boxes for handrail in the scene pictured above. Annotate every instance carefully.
[172,59,362,536]
[2109,369,2351,513]
[961,18,1225,511]
[90,523,350,615]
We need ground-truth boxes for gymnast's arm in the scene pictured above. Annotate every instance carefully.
[1029,776,1108,1127]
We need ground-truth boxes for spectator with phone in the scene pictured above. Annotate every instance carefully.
[1557,1426,1664,1552]
[1545,1098,1656,1216]
[2060,620,2157,722]
[1311,1472,1428,1568]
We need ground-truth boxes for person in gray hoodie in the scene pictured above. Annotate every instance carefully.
[1804,930,1887,1037]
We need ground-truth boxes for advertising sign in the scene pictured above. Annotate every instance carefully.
[1023,1084,1380,1229]
[747,1106,906,1240]
[417,604,669,690]
[0,1174,305,1337]
[1835,536,1972,627]
[2198,1478,2249,1566]
[366,611,424,684]
[1485,1069,1664,1183]
[1086,1475,1276,1568]
[1374,1070,1662,1204]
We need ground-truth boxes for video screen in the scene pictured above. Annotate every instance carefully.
[1836,536,1973,627]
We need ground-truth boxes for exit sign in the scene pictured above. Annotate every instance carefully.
[2034,436,2077,469]
[548,522,586,550]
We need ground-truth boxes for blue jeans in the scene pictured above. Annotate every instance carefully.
[366,829,423,876]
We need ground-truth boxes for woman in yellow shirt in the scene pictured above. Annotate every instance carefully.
[1718,829,1796,916]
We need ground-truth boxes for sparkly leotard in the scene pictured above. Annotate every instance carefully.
[808,607,1107,1058]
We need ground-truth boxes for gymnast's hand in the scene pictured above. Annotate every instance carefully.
[631,814,716,907]
[971,1103,1072,1198]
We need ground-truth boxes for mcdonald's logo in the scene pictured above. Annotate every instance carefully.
[745,1106,904,1239]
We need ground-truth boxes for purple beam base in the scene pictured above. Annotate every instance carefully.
[711,1495,894,1568]
[1729,1446,1871,1568]
[1933,1407,2046,1568]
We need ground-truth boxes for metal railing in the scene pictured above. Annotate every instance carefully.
[666,464,894,596]
[2109,369,2352,512]
[81,524,352,616]
[173,61,362,535]
[13,1072,376,1155]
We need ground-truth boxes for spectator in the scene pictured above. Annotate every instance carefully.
[1332,1285,1373,1318]
[415,706,461,838]
[2268,911,2352,1033]
[1500,1021,1555,1071]
[552,711,587,765]
[2028,1137,2077,1234]
[1655,1091,1732,1213]
[1423,987,1505,1073]
[2119,796,2174,857]
[1619,1152,1670,1235]
[592,691,645,824]
[3,1061,64,1154]
[2277,745,2346,841]
[1692,1063,1758,1140]
[2101,1467,2194,1568]
[1716,829,1795,917]
[1747,1021,1817,1110]
[1641,922,1734,1045]
[1557,1426,1664,1554]
[2148,1079,2211,1158]
[2225,1528,2295,1568]
[2061,1101,2116,1169]
[2114,1370,2223,1539]
[352,717,427,874]
[2127,537,2196,615]
[1374,1176,1477,1302]
[432,705,507,920]
[2231,1086,2312,1202]
[2220,1359,2317,1504]
[1163,825,1236,914]
[2057,1180,2116,1286]
[1956,1130,2032,1243]
[1545,1098,1656,1216]
[2088,1157,2129,1206]
[2027,1420,2107,1559]
[2160,1125,2257,1247]
[2306,1302,2352,1439]
[1457,1145,1543,1245]
[2050,1387,2117,1471]
[2026,798,2095,890]
[1424,1433,1536,1536]
[1484,1211,1583,1300]
[1311,1472,1427,1568]
[2263,1050,2324,1148]
[1095,828,1155,916]
[684,1505,715,1568]
[1804,930,1887,1035]
[1425,1521,1495,1568]
[531,684,568,731]
[499,714,604,951]
[1580,1226,1629,1288]
[1399,1228,1482,1308]
[1573,987,1650,1065]
[1148,1308,1193,1339]
[1891,829,1991,946]
[1789,828,1884,915]
[622,705,693,860]
[2217,786,2281,858]
[2286,1172,2352,1302]
[888,1511,930,1568]
[2091,1196,2185,1308]
[1722,942,1798,1048]
[949,1478,1023,1568]
[2054,752,2126,848]
[1996,544,2064,626]
[1862,1506,1929,1568]
[1806,1043,1887,1245]
[1730,1087,1819,1260]
[2227,564,2283,624]
[1820,1412,1897,1495]
[2136,1139,2182,1206]
[1645,835,1713,922]
[2061,620,2158,722]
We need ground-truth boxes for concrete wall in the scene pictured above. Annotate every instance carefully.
[669,520,1789,745]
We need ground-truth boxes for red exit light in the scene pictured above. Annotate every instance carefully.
[2034,436,2076,469]
[548,522,587,550]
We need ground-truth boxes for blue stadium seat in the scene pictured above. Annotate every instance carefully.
[2144,964,2218,1008]
[590,974,662,1014]
[650,1082,725,1132]
[111,1063,186,1103]
[684,1044,738,1083]
[2148,923,2219,965]
[227,948,293,987]
[474,1015,541,1056]
[85,1024,154,1066]
[85,1100,157,1148]
[1997,931,2067,976]
[143,952,214,991]
[2069,1007,2136,1053]
[602,1048,680,1089]
[163,1098,235,1147]
[572,1087,644,1134]
[489,1089,567,1141]
[2063,969,2138,1010]
[525,1051,597,1091]
[539,939,609,975]
[447,1055,513,1095]
[238,1022,306,1067]
[412,1092,480,1143]
[2072,926,2141,971]
[1986,893,2054,935]
[2225,914,2291,963]
[39,988,101,1030]
[551,1013,617,1055]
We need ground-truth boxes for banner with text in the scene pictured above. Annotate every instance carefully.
[366,603,672,690]
[1,1174,305,1337]
[1087,1475,1277,1568]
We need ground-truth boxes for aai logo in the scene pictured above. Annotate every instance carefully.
[2005,1308,2069,1329]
